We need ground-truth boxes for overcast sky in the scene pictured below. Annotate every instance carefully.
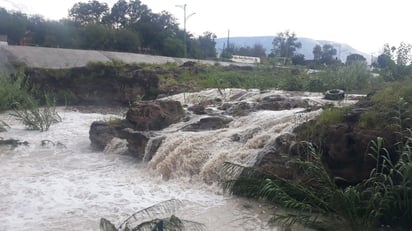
[0,0,411,54]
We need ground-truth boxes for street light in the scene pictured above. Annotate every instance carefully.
[176,4,195,58]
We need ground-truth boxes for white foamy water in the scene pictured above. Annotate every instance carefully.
[0,89,356,231]
[0,108,279,231]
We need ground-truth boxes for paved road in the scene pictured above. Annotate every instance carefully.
[0,45,249,70]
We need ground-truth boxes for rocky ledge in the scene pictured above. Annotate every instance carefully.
[89,99,185,159]
[89,91,314,161]
[254,95,398,185]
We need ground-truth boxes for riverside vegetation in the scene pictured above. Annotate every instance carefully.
[221,81,412,230]
[0,70,61,132]
[1,60,412,230]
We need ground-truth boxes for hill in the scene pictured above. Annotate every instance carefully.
[215,36,371,63]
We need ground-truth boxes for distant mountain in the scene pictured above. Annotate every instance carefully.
[215,36,371,63]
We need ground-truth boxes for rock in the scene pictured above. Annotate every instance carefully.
[321,124,396,184]
[231,127,261,143]
[218,103,232,111]
[181,116,233,131]
[222,101,255,116]
[89,121,124,150]
[0,138,29,147]
[180,61,196,67]
[188,104,207,115]
[121,128,151,159]
[126,100,185,131]
[254,133,297,179]
[257,95,309,111]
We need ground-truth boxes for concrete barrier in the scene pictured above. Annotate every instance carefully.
[0,45,251,70]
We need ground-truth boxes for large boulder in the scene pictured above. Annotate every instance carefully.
[257,95,309,111]
[89,121,124,150]
[254,133,297,179]
[126,100,185,131]
[188,104,207,115]
[220,101,256,116]
[89,121,155,159]
[90,99,184,159]
[121,128,151,159]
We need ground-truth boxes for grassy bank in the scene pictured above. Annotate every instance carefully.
[126,61,381,98]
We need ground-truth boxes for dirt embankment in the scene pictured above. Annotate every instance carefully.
[25,63,160,106]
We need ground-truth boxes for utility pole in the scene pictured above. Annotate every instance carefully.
[176,4,195,58]
[227,29,230,50]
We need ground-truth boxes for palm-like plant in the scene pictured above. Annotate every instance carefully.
[100,199,206,231]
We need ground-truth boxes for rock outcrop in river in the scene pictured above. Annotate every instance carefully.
[88,88,399,186]
[255,95,399,185]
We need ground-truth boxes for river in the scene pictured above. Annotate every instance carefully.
[0,89,352,231]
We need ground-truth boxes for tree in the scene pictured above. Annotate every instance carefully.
[130,10,180,55]
[396,42,412,66]
[320,44,337,65]
[162,37,185,57]
[346,53,366,65]
[104,0,151,29]
[79,23,112,50]
[271,30,301,63]
[104,0,129,29]
[127,0,151,24]
[292,54,305,65]
[191,31,217,59]
[313,44,322,62]
[0,9,28,45]
[233,43,266,58]
[112,29,140,52]
[311,44,338,65]
[69,0,109,26]
[377,54,392,69]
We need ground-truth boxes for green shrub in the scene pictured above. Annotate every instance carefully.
[314,63,374,92]
[358,81,412,130]
[319,107,348,125]
[0,73,31,111]
[10,95,61,132]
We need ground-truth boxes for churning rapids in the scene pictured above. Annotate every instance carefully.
[0,89,356,231]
